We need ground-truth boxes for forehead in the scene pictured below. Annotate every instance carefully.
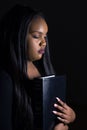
[28,16,48,33]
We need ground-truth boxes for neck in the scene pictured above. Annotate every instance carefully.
[27,61,41,79]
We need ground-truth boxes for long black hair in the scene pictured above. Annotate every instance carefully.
[0,4,55,130]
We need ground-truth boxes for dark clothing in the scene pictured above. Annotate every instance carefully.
[0,69,13,130]
[0,69,34,130]
[0,69,56,130]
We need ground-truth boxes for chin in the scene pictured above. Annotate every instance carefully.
[34,56,42,61]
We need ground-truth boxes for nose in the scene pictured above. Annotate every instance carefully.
[40,37,46,46]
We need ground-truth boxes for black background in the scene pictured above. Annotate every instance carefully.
[0,0,87,129]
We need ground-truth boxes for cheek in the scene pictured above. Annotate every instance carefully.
[28,38,41,52]
[27,42,39,60]
[28,42,38,52]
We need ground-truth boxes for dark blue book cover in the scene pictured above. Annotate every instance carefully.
[31,75,66,130]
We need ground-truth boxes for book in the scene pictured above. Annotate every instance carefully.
[31,75,66,130]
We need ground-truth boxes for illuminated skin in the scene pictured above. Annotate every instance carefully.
[26,16,47,61]
[26,16,76,130]
[26,16,48,79]
[53,97,76,130]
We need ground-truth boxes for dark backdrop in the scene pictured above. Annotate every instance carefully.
[0,0,87,129]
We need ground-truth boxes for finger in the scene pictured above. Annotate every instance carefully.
[56,97,67,109]
[54,103,66,113]
[53,110,67,119]
[53,109,74,124]
[57,117,69,124]
[52,110,70,124]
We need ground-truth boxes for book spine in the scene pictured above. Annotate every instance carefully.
[31,79,43,130]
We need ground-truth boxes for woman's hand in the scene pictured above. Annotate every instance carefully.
[52,97,76,125]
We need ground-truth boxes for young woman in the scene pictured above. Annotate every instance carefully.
[0,4,76,130]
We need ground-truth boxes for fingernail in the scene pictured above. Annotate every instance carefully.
[56,97,60,101]
[57,116,62,120]
[54,103,57,107]
[52,111,57,114]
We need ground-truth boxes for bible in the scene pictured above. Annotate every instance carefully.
[31,75,66,130]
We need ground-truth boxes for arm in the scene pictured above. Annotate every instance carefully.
[0,70,13,130]
[54,123,69,130]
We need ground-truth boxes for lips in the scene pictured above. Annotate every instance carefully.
[38,49,45,54]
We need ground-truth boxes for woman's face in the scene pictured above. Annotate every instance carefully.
[26,16,48,61]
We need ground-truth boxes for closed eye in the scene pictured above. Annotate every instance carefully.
[32,35,40,39]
